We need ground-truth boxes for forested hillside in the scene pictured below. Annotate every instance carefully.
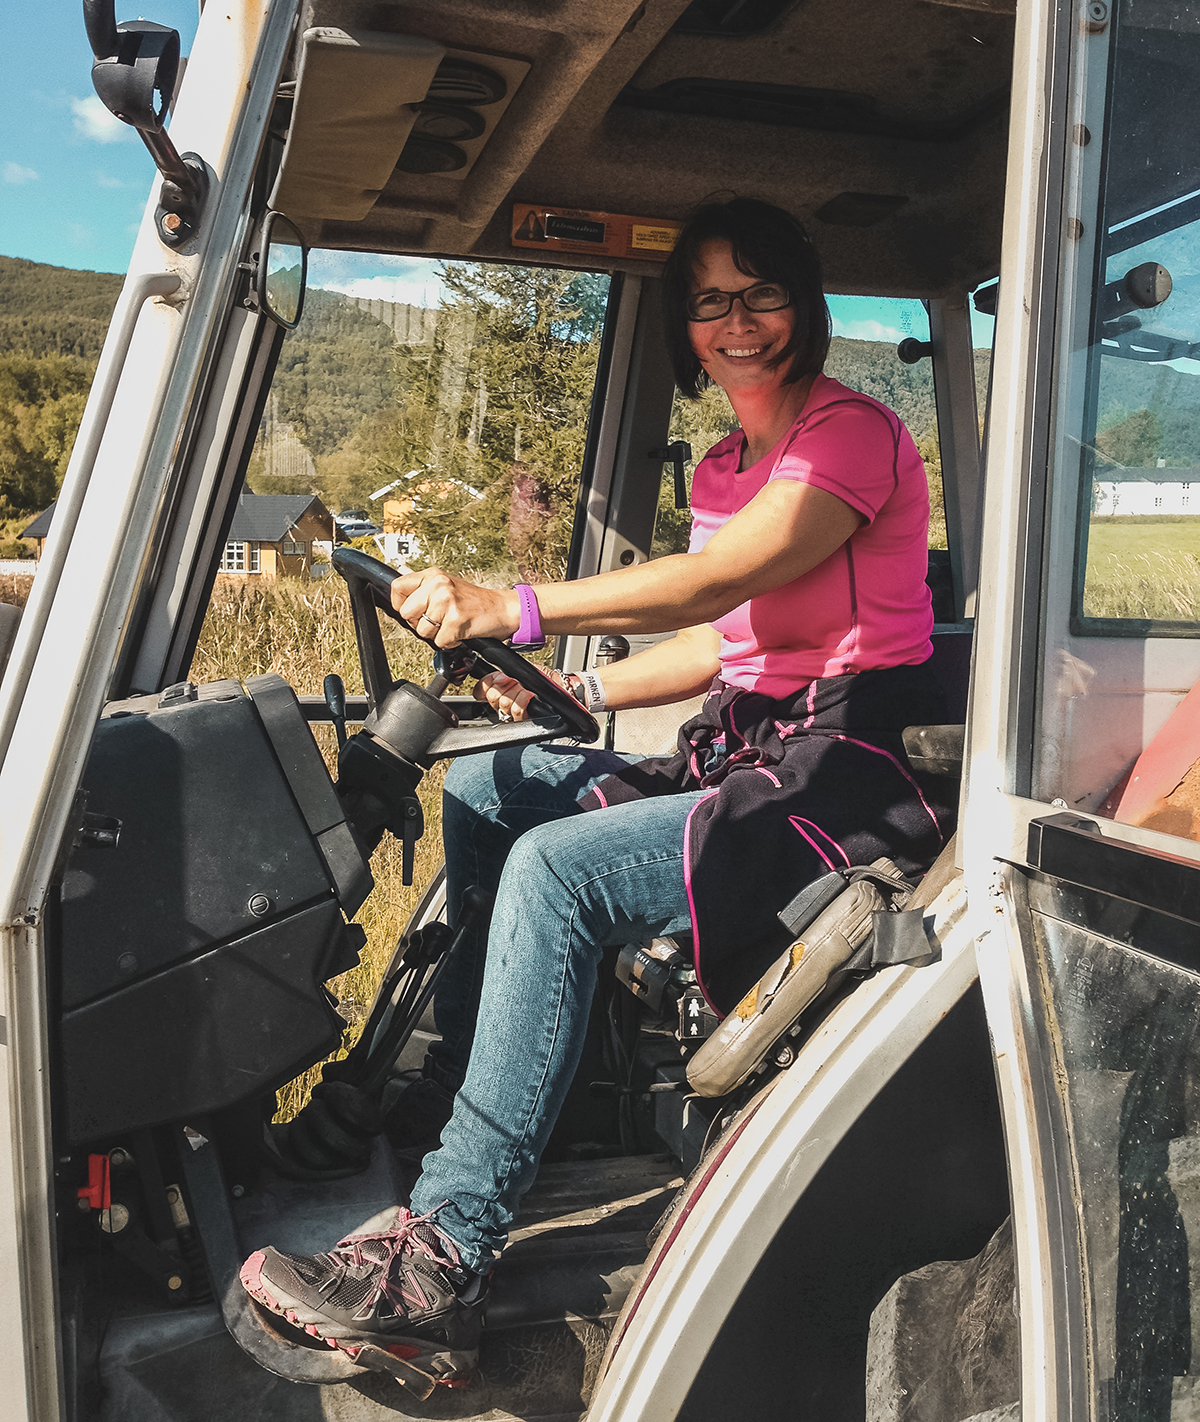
[0,254,1011,570]
[0,256,123,361]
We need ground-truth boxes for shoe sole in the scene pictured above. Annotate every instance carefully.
[239,1249,477,1388]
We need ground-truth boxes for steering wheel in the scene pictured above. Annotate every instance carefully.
[331,547,599,746]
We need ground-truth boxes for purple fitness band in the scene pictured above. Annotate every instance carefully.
[512,583,546,649]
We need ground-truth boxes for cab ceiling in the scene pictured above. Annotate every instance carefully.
[293,0,1015,296]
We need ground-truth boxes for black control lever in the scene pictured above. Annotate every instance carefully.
[651,440,693,510]
[264,889,492,1182]
[353,888,494,1097]
[324,673,348,750]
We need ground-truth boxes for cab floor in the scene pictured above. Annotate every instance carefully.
[88,1153,682,1422]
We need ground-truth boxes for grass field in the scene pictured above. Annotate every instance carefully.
[1085,518,1200,620]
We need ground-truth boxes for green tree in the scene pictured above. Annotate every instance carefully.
[1095,407,1162,468]
[359,264,610,579]
[0,354,94,514]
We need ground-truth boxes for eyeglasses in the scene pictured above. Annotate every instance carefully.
[686,282,791,322]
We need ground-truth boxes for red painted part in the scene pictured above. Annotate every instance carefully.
[1115,676,1200,825]
[77,1154,111,1211]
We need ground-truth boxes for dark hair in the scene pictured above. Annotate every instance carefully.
[662,197,831,400]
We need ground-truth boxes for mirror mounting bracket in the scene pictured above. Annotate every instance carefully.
[82,2,209,247]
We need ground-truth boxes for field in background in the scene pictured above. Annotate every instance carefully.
[193,579,449,1120]
[1085,517,1200,620]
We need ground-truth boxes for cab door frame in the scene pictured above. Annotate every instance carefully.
[0,6,298,1418]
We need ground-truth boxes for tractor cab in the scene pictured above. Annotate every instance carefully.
[2,0,1200,1419]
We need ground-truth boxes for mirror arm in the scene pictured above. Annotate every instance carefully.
[82,2,209,246]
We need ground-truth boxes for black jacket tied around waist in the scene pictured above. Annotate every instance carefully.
[578,661,956,1015]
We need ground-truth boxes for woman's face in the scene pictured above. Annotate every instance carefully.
[687,239,795,396]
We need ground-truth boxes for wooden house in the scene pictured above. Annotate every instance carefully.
[20,503,56,560]
[216,493,334,581]
[22,493,334,581]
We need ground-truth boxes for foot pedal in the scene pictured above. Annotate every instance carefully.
[352,1342,439,1399]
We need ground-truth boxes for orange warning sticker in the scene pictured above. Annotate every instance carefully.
[512,205,682,262]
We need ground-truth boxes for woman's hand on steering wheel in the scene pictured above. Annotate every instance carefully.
[391,567,520,648]
[474,672,537,723]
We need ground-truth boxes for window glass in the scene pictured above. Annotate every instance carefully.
[1032,904,1200,1422]
[243,252,610,585]
[650,296,958,558]
[220,542,245,572]
[1033,0,1200,814]
[1065,10,1200,628]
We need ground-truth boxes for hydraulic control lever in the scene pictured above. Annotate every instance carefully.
[324,673,348,750]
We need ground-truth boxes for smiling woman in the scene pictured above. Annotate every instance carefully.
[242,196,954,1377]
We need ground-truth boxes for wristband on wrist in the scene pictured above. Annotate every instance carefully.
[577,669,607,712]
[512,583,546,649]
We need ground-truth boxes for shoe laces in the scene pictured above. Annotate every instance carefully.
[326,1205,460,1312]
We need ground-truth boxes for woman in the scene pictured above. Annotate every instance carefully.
[240,198,952,1384]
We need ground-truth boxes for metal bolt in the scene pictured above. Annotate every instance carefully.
[1068,218,1085,242]
[620,549,636,566]
[231,1184,245,1198]
[405,804,418,818]
[248,894,271,917]
[161,212,183,234]
[167,1275,183,1291]
[77,1197,91,1212]
[117,952,138,975]
[109,1147,131,1168]
[99,1204,129,1234]
[1085,0,1108,29]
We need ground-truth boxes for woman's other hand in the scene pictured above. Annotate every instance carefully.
[390,568,521,647]
[474,671,537,722]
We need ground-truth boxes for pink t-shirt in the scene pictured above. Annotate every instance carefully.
[688,374,933,697]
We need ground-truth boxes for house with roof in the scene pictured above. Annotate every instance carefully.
[217,492,335,580]
[22,493,334,580]
[20,502,56,559]
[1092,466,1200,517]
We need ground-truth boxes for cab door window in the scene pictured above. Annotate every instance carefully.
[1033,0,1200,820]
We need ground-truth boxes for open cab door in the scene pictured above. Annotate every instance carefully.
[591,0,1200,1419]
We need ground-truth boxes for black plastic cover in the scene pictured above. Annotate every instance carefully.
[62,900,347,1141]
[60,676,370,1008]
[57,675,374,1139]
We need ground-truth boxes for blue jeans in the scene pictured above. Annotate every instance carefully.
[408,744,702,1271]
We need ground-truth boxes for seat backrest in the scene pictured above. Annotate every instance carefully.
[926,627,973,724]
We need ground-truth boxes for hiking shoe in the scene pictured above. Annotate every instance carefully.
[240,1205,486,1385]
[382,1074,456,1152]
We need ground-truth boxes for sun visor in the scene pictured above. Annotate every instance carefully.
[271,28,446,222]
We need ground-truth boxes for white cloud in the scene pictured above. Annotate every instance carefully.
[832,317,907,345]
[96,171,131,189]
[321,274,445,308]
[71,95,130,144]
[3,161,38,184]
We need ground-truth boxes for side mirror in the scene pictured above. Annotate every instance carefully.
[257,212,307,329]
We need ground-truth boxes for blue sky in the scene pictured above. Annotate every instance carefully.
[2,1,995,349]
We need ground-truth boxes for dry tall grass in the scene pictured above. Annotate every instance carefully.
[193,578,450,1119]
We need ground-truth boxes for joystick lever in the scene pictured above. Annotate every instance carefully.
[324,673,348,749]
